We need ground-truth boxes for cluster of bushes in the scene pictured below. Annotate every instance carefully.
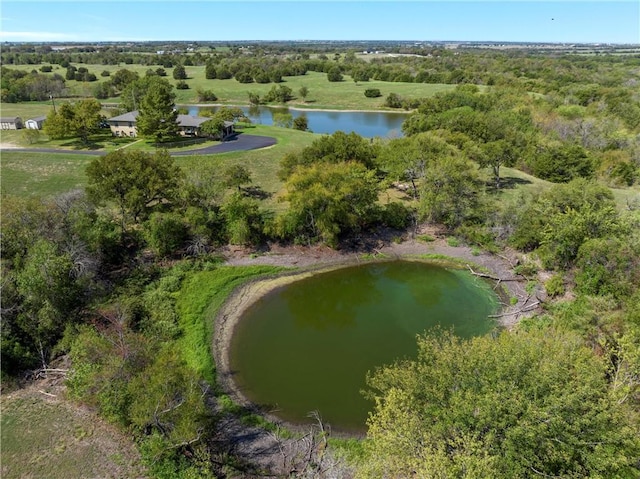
[205,57,308,84]
[1,66,66,102]
[65,65,97,82]
[402,85,639,187]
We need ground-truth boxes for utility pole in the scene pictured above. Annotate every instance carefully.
[50,94,56,113]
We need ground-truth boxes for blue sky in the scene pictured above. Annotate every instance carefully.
[1,1,638,44]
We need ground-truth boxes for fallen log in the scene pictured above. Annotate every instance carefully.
[466,265,520,282]
[489,302,540,318]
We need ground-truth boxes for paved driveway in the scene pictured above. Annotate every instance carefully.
[171,134,276,155]
[0,134,276,157]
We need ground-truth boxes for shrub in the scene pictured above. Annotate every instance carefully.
[100,70,110,77]
[381,202,412,229]
[384,93,403,108]
[196,88,217,102]
[364,88,381,98]
[292,116,308,131]
[175,80,189,90]
[263,84,293,103]
[22,129,40,144]
[204,63,216,79]
[417,234,435,243]
[455,224,496,251]
[144,212,188,257]
[545,273,566,298]
[575,237,640,299]
[327,66,343,82]
[172,64,187,80]
[40,65,52,72]
[235,71,253,84]
[513,261,538,278]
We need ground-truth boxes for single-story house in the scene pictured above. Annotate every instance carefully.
[25,116,47,130]
[0,116,23,130]
[107,110,235,139]
[176,114,211,137]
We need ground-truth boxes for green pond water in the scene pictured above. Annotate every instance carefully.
[229,260,499,432]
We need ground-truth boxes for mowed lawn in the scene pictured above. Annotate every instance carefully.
[168,70,459,110]
[3,63,460,110]
[1,125,317,206]
[0,100,53,119]
[1,151,92,197]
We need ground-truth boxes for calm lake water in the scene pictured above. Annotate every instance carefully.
[186,105,408,138]
[229,261,499,432]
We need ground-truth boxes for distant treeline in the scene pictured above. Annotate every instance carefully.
[3,46,640,97]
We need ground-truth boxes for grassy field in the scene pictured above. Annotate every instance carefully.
[2,390,147,479]
[3,63,459,110]
[1,124,316,202]
[1,151,92,197]
[0,100,53,119]
[497,167,640,210]
[167,70,459,110]
[177,124,316,208]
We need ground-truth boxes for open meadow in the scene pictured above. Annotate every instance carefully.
[2,63,459,110]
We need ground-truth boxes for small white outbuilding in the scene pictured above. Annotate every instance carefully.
[25,116,46,130]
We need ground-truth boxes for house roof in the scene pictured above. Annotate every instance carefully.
[0,117,22,123]
[107,111,216,129]
[27,116,47,122]
[176,114,209,128]
[107,110,139,123]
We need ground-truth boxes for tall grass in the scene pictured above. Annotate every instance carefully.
[175,265,285,384]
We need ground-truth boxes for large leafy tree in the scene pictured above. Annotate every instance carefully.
[223,165,252,192]
[279,131,378,180]
[419,153,483,229]
[136,77,179,143]
[277,162,380,247]
[86,149,183,228]
[43,98,102,144]
[172,64,187,80]
[377,132,458,199]
[361,329,640,479]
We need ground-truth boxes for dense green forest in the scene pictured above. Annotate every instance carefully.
[2,43,640,477]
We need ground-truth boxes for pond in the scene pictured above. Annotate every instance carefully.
[186,105,408,138]
[228,261,499,433]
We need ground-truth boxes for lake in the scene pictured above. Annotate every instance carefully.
[186,105,408,138]
[228,261,499,433]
